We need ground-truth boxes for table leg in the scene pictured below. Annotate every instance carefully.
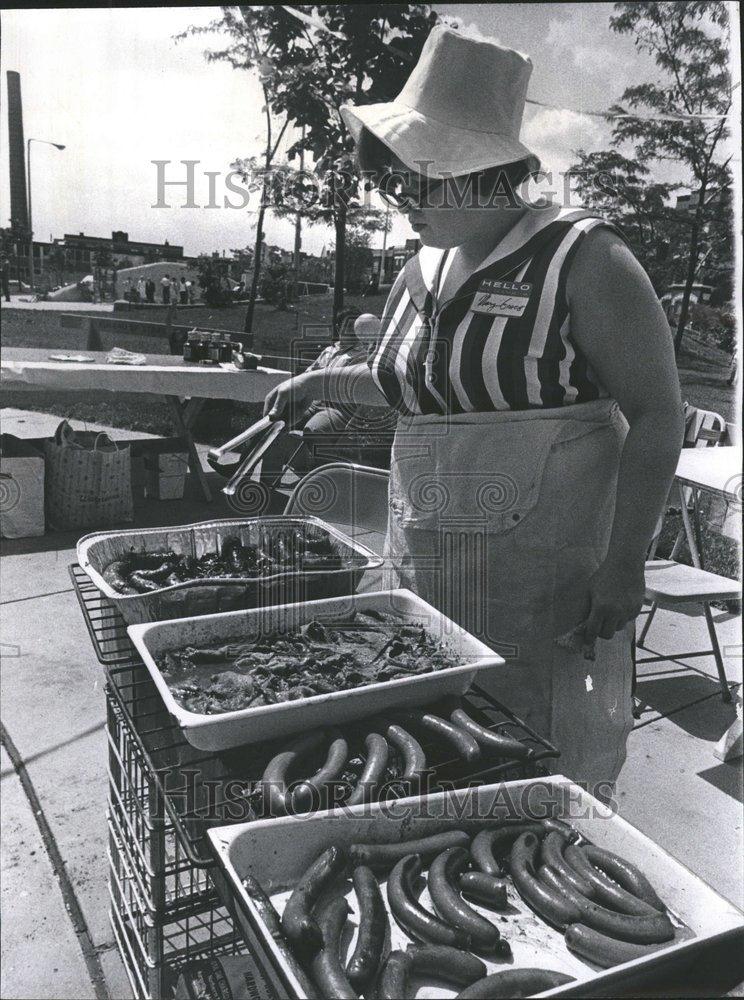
[166,396,212,502]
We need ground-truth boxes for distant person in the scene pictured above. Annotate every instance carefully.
[0,253,10,302]
[137,277,146,302]
[161,274,171,304]
[145,278,156,303]
[179,276,188,304]
[123,277,132,301]
[259,310,376,484]
[186,278,196,304]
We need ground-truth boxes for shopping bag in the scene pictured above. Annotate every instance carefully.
[0,435,45,538]
[44,420,133,530]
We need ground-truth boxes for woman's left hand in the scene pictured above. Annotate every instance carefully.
[583,559,645,644]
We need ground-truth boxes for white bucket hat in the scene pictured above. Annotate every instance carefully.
[340,24,539,179]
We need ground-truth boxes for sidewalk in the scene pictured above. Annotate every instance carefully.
[1,413,742,998]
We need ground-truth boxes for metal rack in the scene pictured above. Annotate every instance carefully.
[71,563,561,998]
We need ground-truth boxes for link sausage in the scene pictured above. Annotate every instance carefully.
[398,710,481,762]
[456,969,575,998]
[449,706,531,759]
[386,724,427,789]
[459,872,508,910]
[291,735,349,811]
[261,731,326,817]
[564,844,661,917]
[388,854,472,948]
[428,848,502,951]
[309,896,356,1000]
[538,865,674,943]
[349,831,470,870]
[565,922,668,969]
[346,733,389,807]
[541,831,596,899]
[509,832,582,929]
[582,845,667,913]
[379,945,488,999]
[346,866,386,992]
[281,846,347,954]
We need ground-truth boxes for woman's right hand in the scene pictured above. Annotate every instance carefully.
[263,372,317,422]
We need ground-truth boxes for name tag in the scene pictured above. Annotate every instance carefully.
[471,279,532,318]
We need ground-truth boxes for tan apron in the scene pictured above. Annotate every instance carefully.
[384,399,635,788]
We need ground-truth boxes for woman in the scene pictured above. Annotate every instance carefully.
[264,25,683,787]
[260,310,374,484]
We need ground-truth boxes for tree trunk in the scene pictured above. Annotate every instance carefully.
[333,205,346,329]
[244,182,267,339]
[674,182,707,355]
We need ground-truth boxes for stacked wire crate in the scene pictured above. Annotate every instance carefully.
[71,564,560,999]
[73,566,245,999]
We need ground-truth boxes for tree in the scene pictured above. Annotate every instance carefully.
[239,4,436,324]
[196,253,232,306]
[569,149,681,293]
[46,244,69,288]
[177,8,293,334]
[92,246,113,302]
[607,1,733,353]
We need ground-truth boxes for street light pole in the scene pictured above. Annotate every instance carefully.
[27,137,66,292]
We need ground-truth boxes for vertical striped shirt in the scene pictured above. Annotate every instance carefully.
[369,205,624,415]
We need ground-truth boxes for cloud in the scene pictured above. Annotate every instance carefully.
[522,107,609,196]
[544,9,627,81]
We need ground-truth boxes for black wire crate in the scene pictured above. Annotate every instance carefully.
[73,562,561,875]
[105,656,560,870]
[108,815,243,1000]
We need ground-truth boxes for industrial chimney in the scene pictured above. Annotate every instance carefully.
[6,71,29,232]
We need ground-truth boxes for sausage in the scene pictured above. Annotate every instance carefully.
[309,896,356,1000]
[261,731,326,817]
[541,831,596,899]
[129,571,162,593]
[456,969,575,998]
[509,832,582,930]
[459,872,508,910]
[565,922,669,969]
[449,706,531,759]
[291,735,349,811]
[471,825,544,876]
[379,946,488,998]
[386,724,427,788]
[563,844,661,917]
[349,831,470,870]
[346,866,386,993]
[378,951,411,1000]
[428,848,502,951]
[281,846,347,954]
[538,865,674,943]
[388,854,472,948]
[398,710,481,763]
[582,845,667,913]
[346,733,389,807]
[102,560,140,595]
[240,874,318,998]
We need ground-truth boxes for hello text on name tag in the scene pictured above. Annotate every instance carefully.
[471,279,532,317]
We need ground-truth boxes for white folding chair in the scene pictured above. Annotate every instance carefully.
[284,462,390,536]
[634,404,736,706]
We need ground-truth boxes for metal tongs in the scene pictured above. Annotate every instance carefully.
[206,416,285,496]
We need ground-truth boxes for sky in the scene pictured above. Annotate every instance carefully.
[0,3,738,258]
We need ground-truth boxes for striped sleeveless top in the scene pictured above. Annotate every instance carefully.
[369,206,624,415]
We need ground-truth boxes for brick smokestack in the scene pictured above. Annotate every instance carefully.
[6,71,29,232]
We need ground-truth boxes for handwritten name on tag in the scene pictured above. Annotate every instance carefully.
[471,279,532,318]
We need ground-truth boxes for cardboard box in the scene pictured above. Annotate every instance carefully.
[0,435,45,538]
